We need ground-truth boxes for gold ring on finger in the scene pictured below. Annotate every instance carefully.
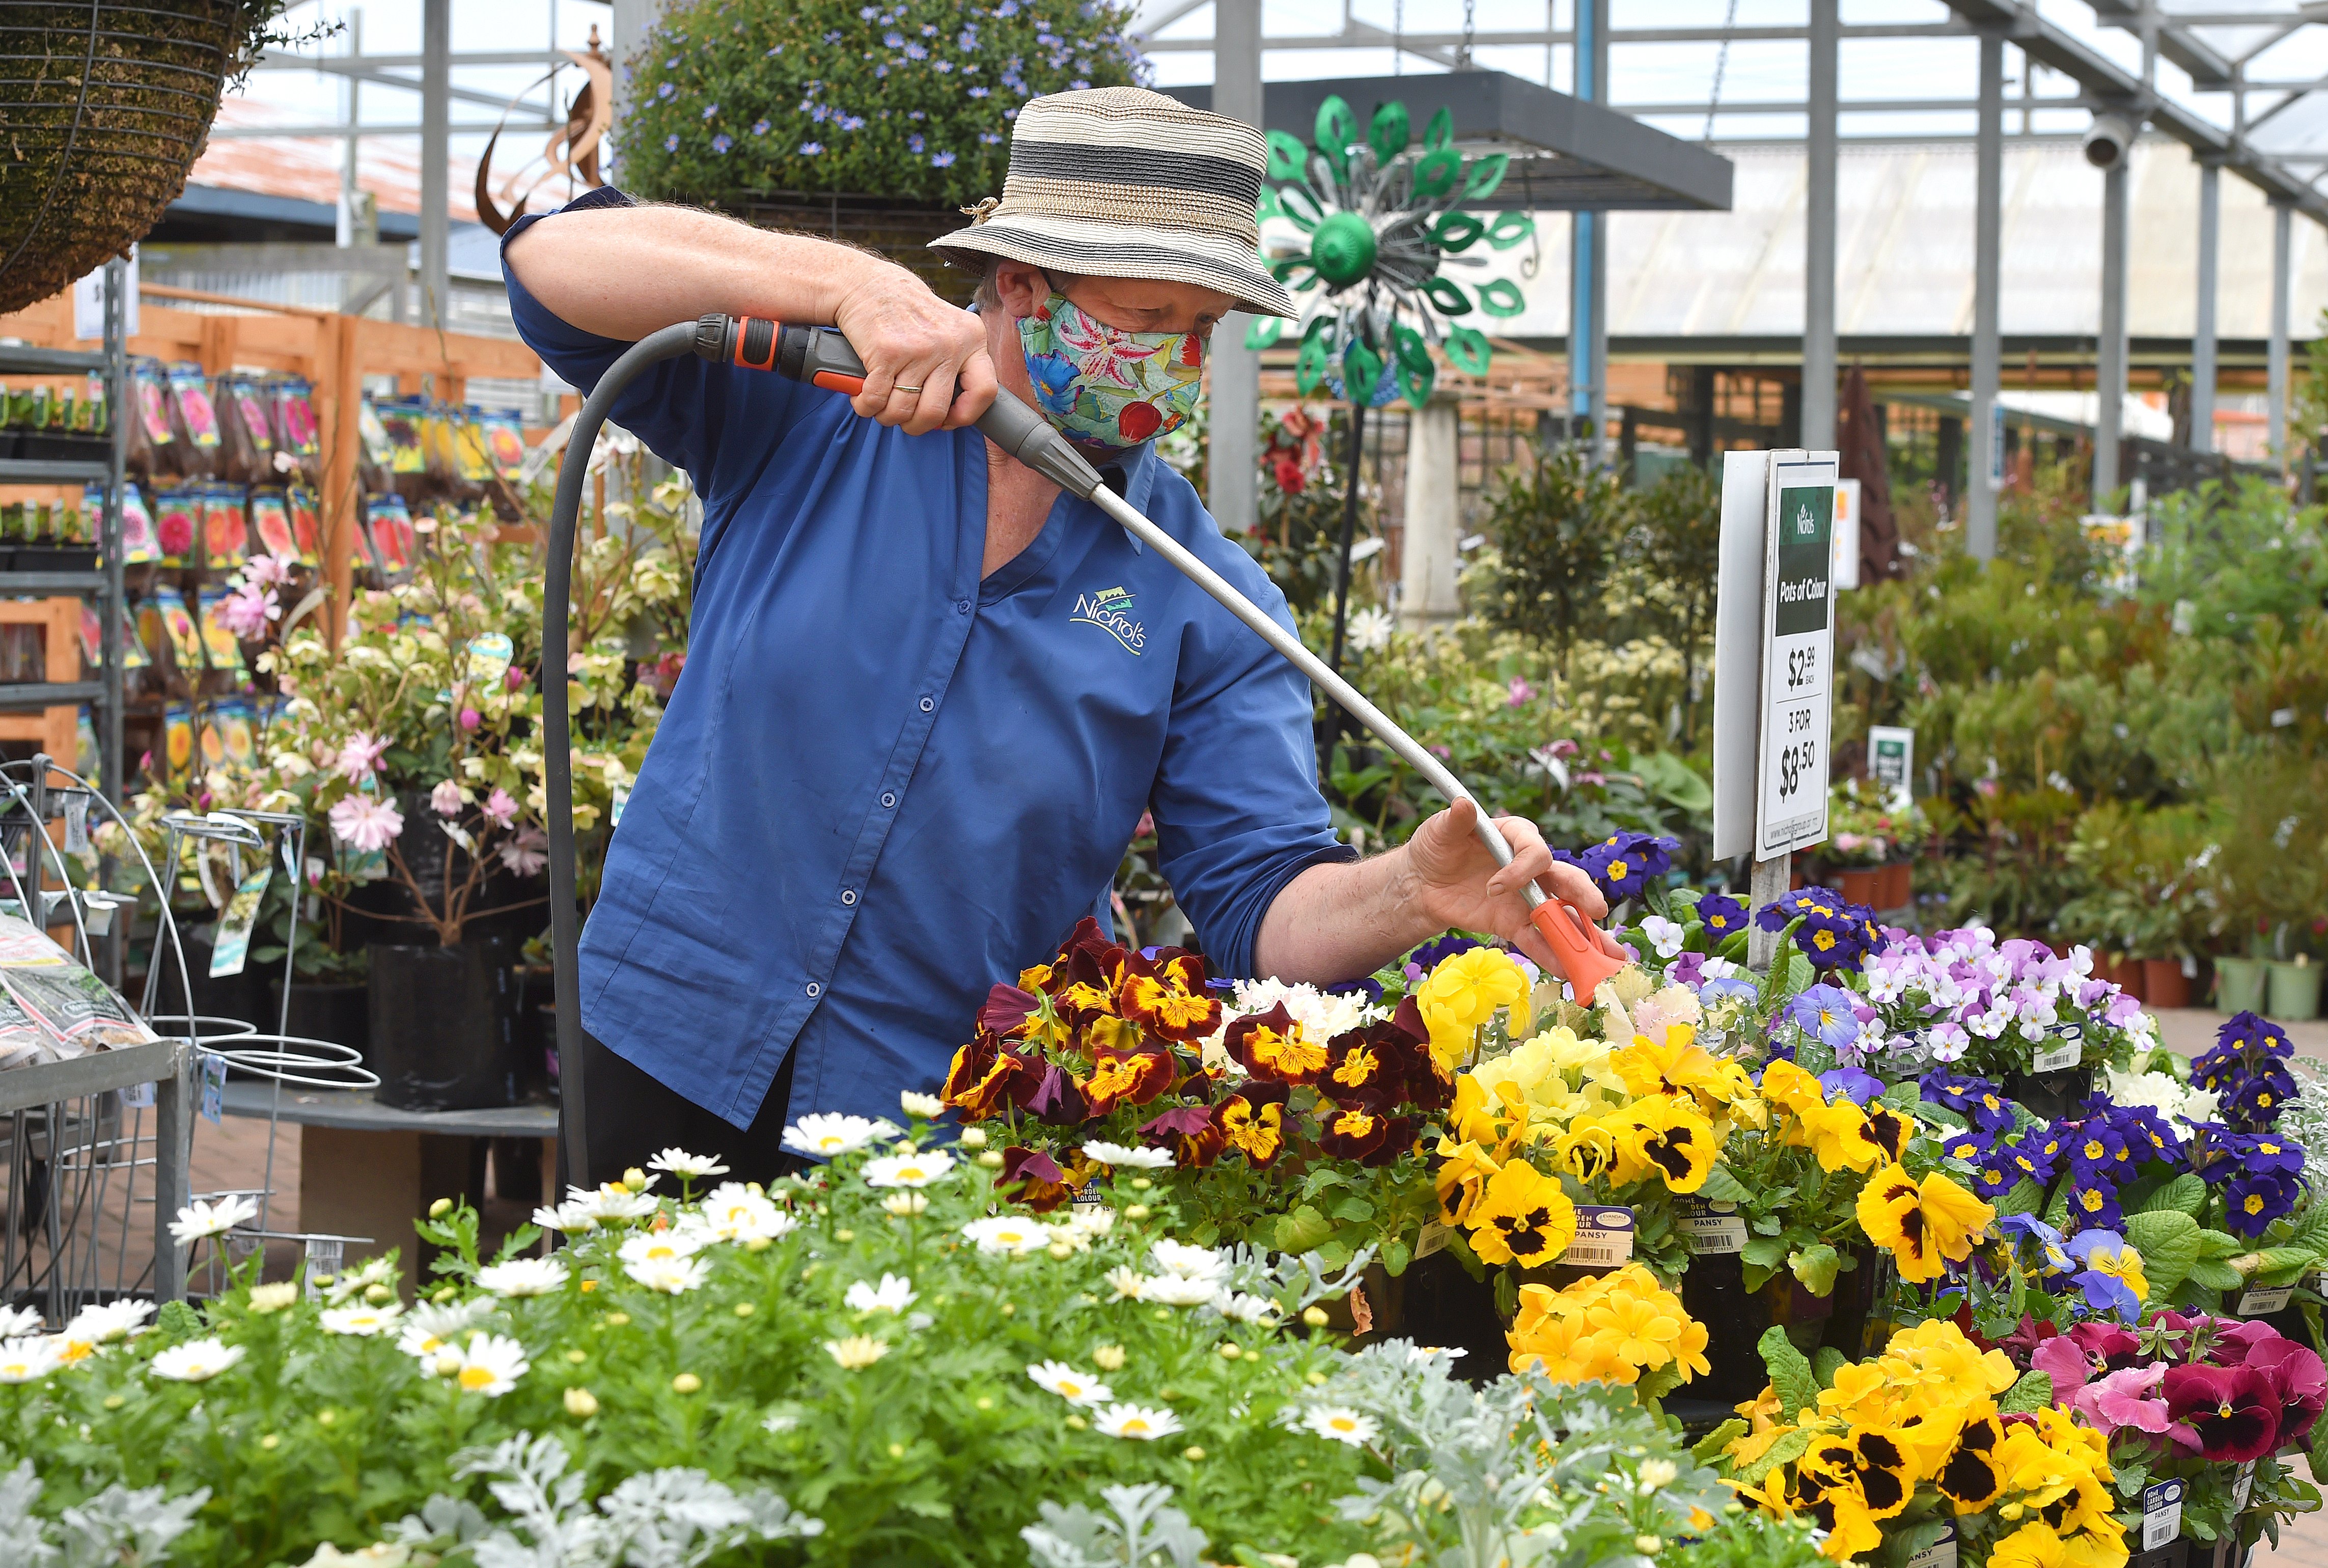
[895,384,924,395]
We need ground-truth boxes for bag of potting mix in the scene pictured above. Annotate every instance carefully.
[0,913,156,1056]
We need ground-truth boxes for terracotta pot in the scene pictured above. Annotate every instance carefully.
[1837,867,1883,908]
[1877,860,1911,910]
[2143,959,2191,1010]
[2110,955,2148,1001]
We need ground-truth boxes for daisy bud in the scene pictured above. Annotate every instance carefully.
[317,1410,335,1425]
[1302,1306,1329,1328]
[672,1373,702,1394]
[1129,1177,1152,1191]
[1092,1345,1126,1370]
[565,1386,599,1418]
[734,1302,755,1318]
[433,1352,462,1377]
[959,1127,989,1149]
[565,1350,587,1364]
[1065,1414,1087,1430]
[261,1434,280,1450]
[1182,1446,1205,1461]
[1216,1342,1241,1360]
[1634,1537,1662,1555]
[623,1167,649,1192]
[604,1312,631,1326]
[834,1228,855,1243]
[744,1236,772,1252]
[365,1283,393,1304]
[428,1197,453,1219]
[977,1151,1005,1168]
[1123,1205,1151,1220]
[1047,1242,1074,1260]
[1307,1371,1327,1386]
[102,1395,124,1410]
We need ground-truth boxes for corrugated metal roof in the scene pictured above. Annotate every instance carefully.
[188,95,482,224]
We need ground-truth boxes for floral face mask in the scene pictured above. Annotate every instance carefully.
[1017,292,1204,453]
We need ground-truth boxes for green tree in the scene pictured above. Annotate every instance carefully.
[1618,464,1722,747]
[1480,449,1630,656]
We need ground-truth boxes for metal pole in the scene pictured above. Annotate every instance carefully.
[1208,0,1263,537]
[100,260,123,818]
[2193,160,2220,459]
[1968,32,2003,562]
[2268,201,2291,467]
[420,0,451,332]
[336,9,361,248]
[1570,0,1609,462]
[2095,161,2128,502]
[1802,0,1839,453]
[1326,401,1367,677]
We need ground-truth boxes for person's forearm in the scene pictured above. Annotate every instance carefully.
[503,203,903,343]
[1251,851,1441,986]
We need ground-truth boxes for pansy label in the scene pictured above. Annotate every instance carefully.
[2236,1285,2293,1317]
[2142,1480,2185,1551]
[1413,1221,1452,1260]
[2232,1461,2256,1513]
[2030,1040,2083,1074]
[1070,1185,1106,1209]
[1680,1198,1749,1255]
[1561,1206,1637,1268]
[1905,1522,1957,1568]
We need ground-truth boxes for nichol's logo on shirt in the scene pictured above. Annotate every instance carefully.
[1070,585,1145,655]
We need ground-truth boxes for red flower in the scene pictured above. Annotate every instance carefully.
[940,1032,1039,1120]
[2161,1362,2281,1462]
[1024,1063,1092,1127]
[1083,1046,1176,1116]
[1212,1081,1290,1168]
[1318,1026,1404,1109]
[999,1145,1076,1213]
[1315,1104,1414,1166]
[978,983,1041,1040]
[1139,1103,1224,1169]
[1271,455,1305,495]
[2065,1319,2141,1369]
[1378,1000,1453,1111]
[1225,1002,1327,1086]
[1115,950,1220,1043]
[2245,1335,2328,1448]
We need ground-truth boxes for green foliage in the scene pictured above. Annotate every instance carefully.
[2137,477,2328,641]
[619,0,1144,207]
[1669,1505,1831,1568]
[1479,449,1628,655]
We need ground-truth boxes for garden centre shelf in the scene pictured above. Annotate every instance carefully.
[0,572,103,594]
[0,459,106,486]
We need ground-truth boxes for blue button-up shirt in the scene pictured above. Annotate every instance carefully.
[506,190,1351,1130]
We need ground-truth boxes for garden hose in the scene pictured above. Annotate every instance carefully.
[544,315,1624,1182]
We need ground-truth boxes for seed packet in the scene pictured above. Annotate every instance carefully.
[75,710,97,793]
[448,408,496,485]
[286,486,322,565]
[218,698,257,769]
[201,484,251,570]
[216,377,275,484]
[152,586,205,670]
[197,704,230,770]
[269,376,320,459]
[162,703,196,778]
[117,482,157,564]
[478,406,528,480]
[79,604,146,671]
[364,492,416,577]
[372,397,429,475]
[247,488,296,561]
[153,486,197,566]
[209,842,271,978]
[167,365,220,478]
[74,374,104,435]
[195,588,246,676]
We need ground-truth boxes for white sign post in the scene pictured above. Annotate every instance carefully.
[72,247,137,341]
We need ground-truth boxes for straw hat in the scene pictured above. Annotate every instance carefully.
[930,87,1298,319]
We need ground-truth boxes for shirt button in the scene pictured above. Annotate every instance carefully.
[840,889,857,906]
[880,792,896,808]
[805,982,822,998]
[919,696,934,712]
[954,598,970,614]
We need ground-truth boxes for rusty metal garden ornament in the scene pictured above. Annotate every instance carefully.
[474,30,612,236]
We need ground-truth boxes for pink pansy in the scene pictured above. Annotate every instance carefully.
[335,732,387,782]
[327,795,404,853]
[2031,1334,2094,1395]
[481,787,518,828]
[2068,1319,2142,1365]
[430,779,463,817]
[2071,1364,2181,1441]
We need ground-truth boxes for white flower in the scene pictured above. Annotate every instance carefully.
[781,1113,900,1159]
[149,1337,245,1383]
[698,1183,796,1244]
[1699,955,1744,981]
[843,1274,918,1315]
[169,1194,259,1246]
[1142,1274,1220,1307]
[617,1230,706,1268]
[320,1303,405,1337]
[1640,915,1685,961]
[324,1256,398,1303]
[1149,1240,1227,1284]
[0,1337,60,1382]
[397,1299,492,1361]
[1026,1360,1113,1406]
[531,1200,599,1234]
[1055,1206,1117,1242]
[1104,1267,1150,1301]
[624,1254,709,1295]
[1346,606,1394,655]
[825,1335,890,1370]
[572,1183,661,1223]
[1211,1291,1281,1325]
[960,1215,1049,1255]
[62,1299,152,1345]
[899,1090,947,1119]
[862,1149,957,1188]
[2102,1066,2220,1129]
[448,1331,528,1396]
[881,1192,928,1217]
[474,1256,569,1298]
[1079,1140,1174,1170]
[646,1147,729,1181]
[1092,1403,1182,1441]
[1200,979,1382,1061]
[1301,1407,1380,1446]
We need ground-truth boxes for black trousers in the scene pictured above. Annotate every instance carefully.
[562,1029,806,1192]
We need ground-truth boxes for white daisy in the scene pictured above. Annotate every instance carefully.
[960,1215,1048,1254]
[1141,1274,1219,1307]
[0,1337,60,1382]
[448,1331,528,1396]
[1301,1407,1380,1446]
[319,1303,404,1337]
[617,1229,706,1268]
[843,1273,918,1314]
[1026,1360,1113,1407]
[624,1253,709,1294]
[862,1149,957,1188]
[781,1113,900,1159]
[1091,1403,1182,1441]
[899,1090,947,1118]
[529,1200,598,1234]
[148,1337,245,1383]
[1210,1291,1280,1325]
[474,1256,568,1298]
[168,1194,259,1246]
[825,1335,890,1369]
[1149,1240,1228,1283]
[1103,1267,1150,1301]
[63,1299,153,1345]
[647,1147,729,1181]
[1079,1141,1174,1170]
[697,1183,797,1244]
[0,1305,41,1337]
[397,1299,492,1361]
[572,1184,661,1223]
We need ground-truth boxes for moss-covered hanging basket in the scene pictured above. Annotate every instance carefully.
[0,2,247,315]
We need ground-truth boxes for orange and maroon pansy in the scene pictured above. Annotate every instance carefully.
[1115,950,1222,1043]
[999,1145,1076,1212]
[1083,1046,1176,1115]
[1224,1002,1328,1086]
[1319,1026,1404,1108]
[1139,1103,1225,1168]
[1316,1104,1416,1167]
[1213,1080,1290,1167]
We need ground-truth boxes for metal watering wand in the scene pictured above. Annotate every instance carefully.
[542,315,1627,1179]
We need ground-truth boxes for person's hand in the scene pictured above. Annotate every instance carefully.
[1401,799,1626,981]
[830,265,997,436]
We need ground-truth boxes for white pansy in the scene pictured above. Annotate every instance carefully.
[1640,915,1686,960]
[1149,1240,1227,1283]
[780,1113,900,1159]
[474,1256,569,1298]
[168,1194,259,1246]
[1699,955,1744,980]
[625,1253,710,1295]
[1078,1141,1173,1170]
[1301,1407,1380,1446]
[1210,1291,1280,1325]
[862,1149,957,1189]
[1091,1403,1182,1441]
[448,1331,528,1396]
[1026,1361,1112,1406]
[63,1298,153,1345]
[959,1215,1048,1255]
[697,1183,796,1244]
[149,1337,245,1383]
[0,1337,60,1382]
[843,1274,917,1315]
[646,1147,729,1181]
[320,1302,405,1337]
[899,1090,947,1119]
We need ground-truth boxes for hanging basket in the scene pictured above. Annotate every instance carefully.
[729,190,976,306]
[0,2,244,315]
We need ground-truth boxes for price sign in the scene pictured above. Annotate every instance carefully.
[1755,454,1839,860]
[1868,725,1914,808]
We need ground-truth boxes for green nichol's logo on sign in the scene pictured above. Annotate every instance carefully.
[1071,585,1145,654]
[1773,485,1832,638]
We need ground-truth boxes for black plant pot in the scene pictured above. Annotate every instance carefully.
[338,793,546,953]
[270,979,369,1062]
[368,935,518,1111]
[1398,1248,1508,1381]
[1681,1252,1841,1406]
[2004,1066,2094,1123]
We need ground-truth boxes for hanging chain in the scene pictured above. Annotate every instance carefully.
[1458,0,1476,69]
[1703,0,1740,143]
[1393,0,1403,74]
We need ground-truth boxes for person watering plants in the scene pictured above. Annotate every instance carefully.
[504,87,1621,1182]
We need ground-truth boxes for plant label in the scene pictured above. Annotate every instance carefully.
[198,1051,227,1124]
[120,1078,153,1109]
[1753,452,1840,860]
[2142,1480,2184,1551]
[2232,1462,2255,1513]
[2031,1042,2083,1074]
[1561,1206,1636,1268]
[2236,1285,2292,1317]
[1868,725,1915,809]
[1906,1523,1957,1568]
[1413,1221,1452,1260]
[1680,1199,1748,1255]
